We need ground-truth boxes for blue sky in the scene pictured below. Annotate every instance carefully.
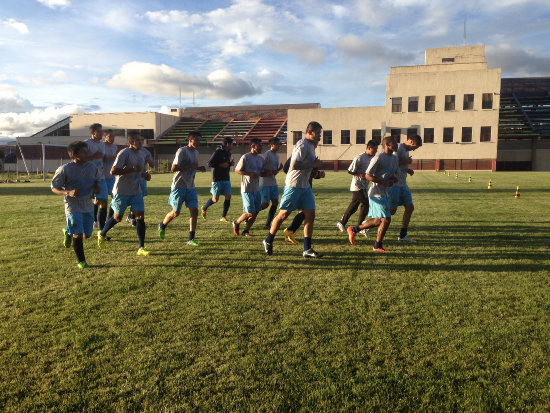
[1,0,549,138]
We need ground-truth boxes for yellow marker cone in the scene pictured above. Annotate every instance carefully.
[468,176,472,183]
[514,186,520,199]
[488,179,492,189]
[455,172,458,179]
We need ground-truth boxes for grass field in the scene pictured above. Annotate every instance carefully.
[1,171,549,411]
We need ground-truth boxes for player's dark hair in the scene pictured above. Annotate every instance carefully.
[223,137,234,145]
[89,123,102,134]
[188,131,202,140]
[409,134,423,147]
[251,138,262,145]
[306,121,322,133]
[128,131,141,141]
[382,135,396,146]
[67,140,87,157]
[269,137,280,144]
[366,140,379,148]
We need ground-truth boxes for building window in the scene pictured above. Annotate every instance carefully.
[341,130,350,145]
[128,129,154,140]
[356,129,366,145]
[372,129,381,144]
[407,128,418,139]
[445,95,455,111]
[480,126,491,142]
[408,97,419,112]
[443,127,453,143]
[424,128,434,143]
[482,93,493,109]
[442,57,455,63]
[293,131,302,144]
[391,97,402,112]
[462,127,472,143]
[463,94,474,110]
[391,128,401,143]
[425,96,435,112]
[323,130,332,145]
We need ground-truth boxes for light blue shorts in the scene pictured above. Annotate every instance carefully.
[105,178,115,196]
[93,179,109,201]
[140,179,148,197]
[280,186,315,213]
[111,194,145,216]
[66,211,95,237]
[169,187,198,212]
[261,186,279,203]
[211,181,231,197]
[368,196,391,219]
[242,192,262,213]
[388,185,413,209]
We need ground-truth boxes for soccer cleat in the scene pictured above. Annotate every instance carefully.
[77,261,89,269]
[398,235,416,242]
[63,228,71,248]
[219,216,228,222]
[201,209,207,219]
[241,231,253,237]
[126,215,133,225]
[158,223,165,240]
[373,247,387,252]
[262,239,273,256]
[360,228,369,238]
[137,247,150,256]
[303,248,323,258]
[130,219,136,227]
[336,222,345,232]
[283,228,297,244]
[347,226,356,245]
[97,231,106,249]
[232,220,240,236]
[187,239,200,246]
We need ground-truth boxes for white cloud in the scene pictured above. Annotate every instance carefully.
[2,18,29,35]
[487,44,550,77]
[335,34,414,65]
[36,0,70,9]
[0,85,34,112]
[32,70,70,86]
[0,104,84,137]
[265,39,325,65]
[107,62,261,99]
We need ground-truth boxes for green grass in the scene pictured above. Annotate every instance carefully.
[1,171,549,411]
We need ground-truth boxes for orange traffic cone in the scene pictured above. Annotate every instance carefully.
[514,186,520,199]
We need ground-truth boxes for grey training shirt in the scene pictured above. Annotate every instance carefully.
[348,152,374,191]
[285,138,317,189]
[171,146,199,190]
[85,138,104,180]
[51,161,101,214]
[101,141,118,180]
[394,143,410,187]
[260,150,280,187]
[235,152,264,193]
[366,152,398,198]
[112,148,142,196]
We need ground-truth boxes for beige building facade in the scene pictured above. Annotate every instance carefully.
[288,45,502,171]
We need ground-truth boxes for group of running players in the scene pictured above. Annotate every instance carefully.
[51,121,421,268]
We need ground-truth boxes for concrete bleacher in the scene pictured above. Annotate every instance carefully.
[196,121,229,143]
[156,120,205,144]
[214,120,258,144]
[244,118,286,143]
[499,94,550,140]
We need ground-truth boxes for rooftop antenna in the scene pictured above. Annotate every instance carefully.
[463,16,467,45]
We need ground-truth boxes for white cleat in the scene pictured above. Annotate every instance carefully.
[336,222,345,232]
[359,228,369,238]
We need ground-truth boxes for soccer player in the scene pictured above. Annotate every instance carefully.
[232,138,264,237]
[51,141,101,269]
[388,134,422,242]
[158,132,206,245]
[127,145,154,227]
[260,137,283,229]
[98,132,151,256]
[86,123,108,230]
[102,129,118,220]
[262,121,323,258]
[201,137,234,222]
[347,136,398,252]
[336,140,379,232]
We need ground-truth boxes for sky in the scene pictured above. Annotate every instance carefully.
[1,0,549,139]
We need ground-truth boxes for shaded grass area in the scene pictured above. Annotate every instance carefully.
[1,171,549,411]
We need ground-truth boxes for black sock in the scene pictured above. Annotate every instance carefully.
[72,237,85,263]
[352,226,360,233]
[189,231,195,241]
[101,216,117,236]
[94,203,98,223]
[304,237,312,251]
[159,222,166,230]
[98,207,107,230]
[400,227,408,238]
[287,212,305,232]
[265,232,275,244]
[136,219,145,248]
[222,199,231,217]
[128,212,135,220]
[374,241,383,249]
[203,199,215,211]
[266,204,277,227]
[108,206,114,219]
